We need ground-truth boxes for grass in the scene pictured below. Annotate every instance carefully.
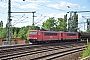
[82,43,90,58]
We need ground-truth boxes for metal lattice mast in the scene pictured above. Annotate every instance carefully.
[11,11,36,26]
[7,0,12,45]
[67,11,90,32]
[7,0,26,45]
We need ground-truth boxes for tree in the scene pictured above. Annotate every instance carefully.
[72,12,78,32]
[56,18,67,31]
[42,17,56,30]
[64,14,67,22]
[0,28,7,38]
[86,30,90,33]
[17,25,40,39]
[68,12,78,32]
[12,31,17,38]
[17,27,27,39]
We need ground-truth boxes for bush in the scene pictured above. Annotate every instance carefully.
[82,44,90,58]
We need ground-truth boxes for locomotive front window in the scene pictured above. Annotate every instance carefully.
[30,32,37,35]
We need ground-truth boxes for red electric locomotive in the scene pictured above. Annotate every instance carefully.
[28,30,79,43]
[61,32,79,41]
[29,30,62,43]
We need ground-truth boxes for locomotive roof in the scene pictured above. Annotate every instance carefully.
[60,31,77,33]
[30,30,78,33]
[30,30,58,32]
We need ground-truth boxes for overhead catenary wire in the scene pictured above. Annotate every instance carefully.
[33,14,42,23]
[34,16,46,25]
[34,14,48,23]
[1,0,65,20]
[34,12,53,25]
[9,2,66,24]
[38,3,66,12]
[12,17,28,26]
[12,14,25,22]
[1,0,90,27]
[80,0,90,7]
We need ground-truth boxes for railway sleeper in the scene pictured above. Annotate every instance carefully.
[0,44,86,60]
[30,46,86,60]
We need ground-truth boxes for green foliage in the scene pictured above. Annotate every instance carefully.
[86,30,90,33]
[17,26,40,39]
[0,28,7,38]
[12,27,20,38]
[82,44,90,58]
[64,14,67,22]
[42,17,56,30]
[42,17,67,31]
[56,18,67,31]
[0,17,67,42]
[0,26,40,40]
[68,12,78,32]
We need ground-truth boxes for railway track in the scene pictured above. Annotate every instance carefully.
[31,46,85,60]
[0,41,87,60]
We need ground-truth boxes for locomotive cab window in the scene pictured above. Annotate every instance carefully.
[44,32,57,36]
[30,32,37,35]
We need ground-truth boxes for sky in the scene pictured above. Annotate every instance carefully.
[0,0,90,31]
